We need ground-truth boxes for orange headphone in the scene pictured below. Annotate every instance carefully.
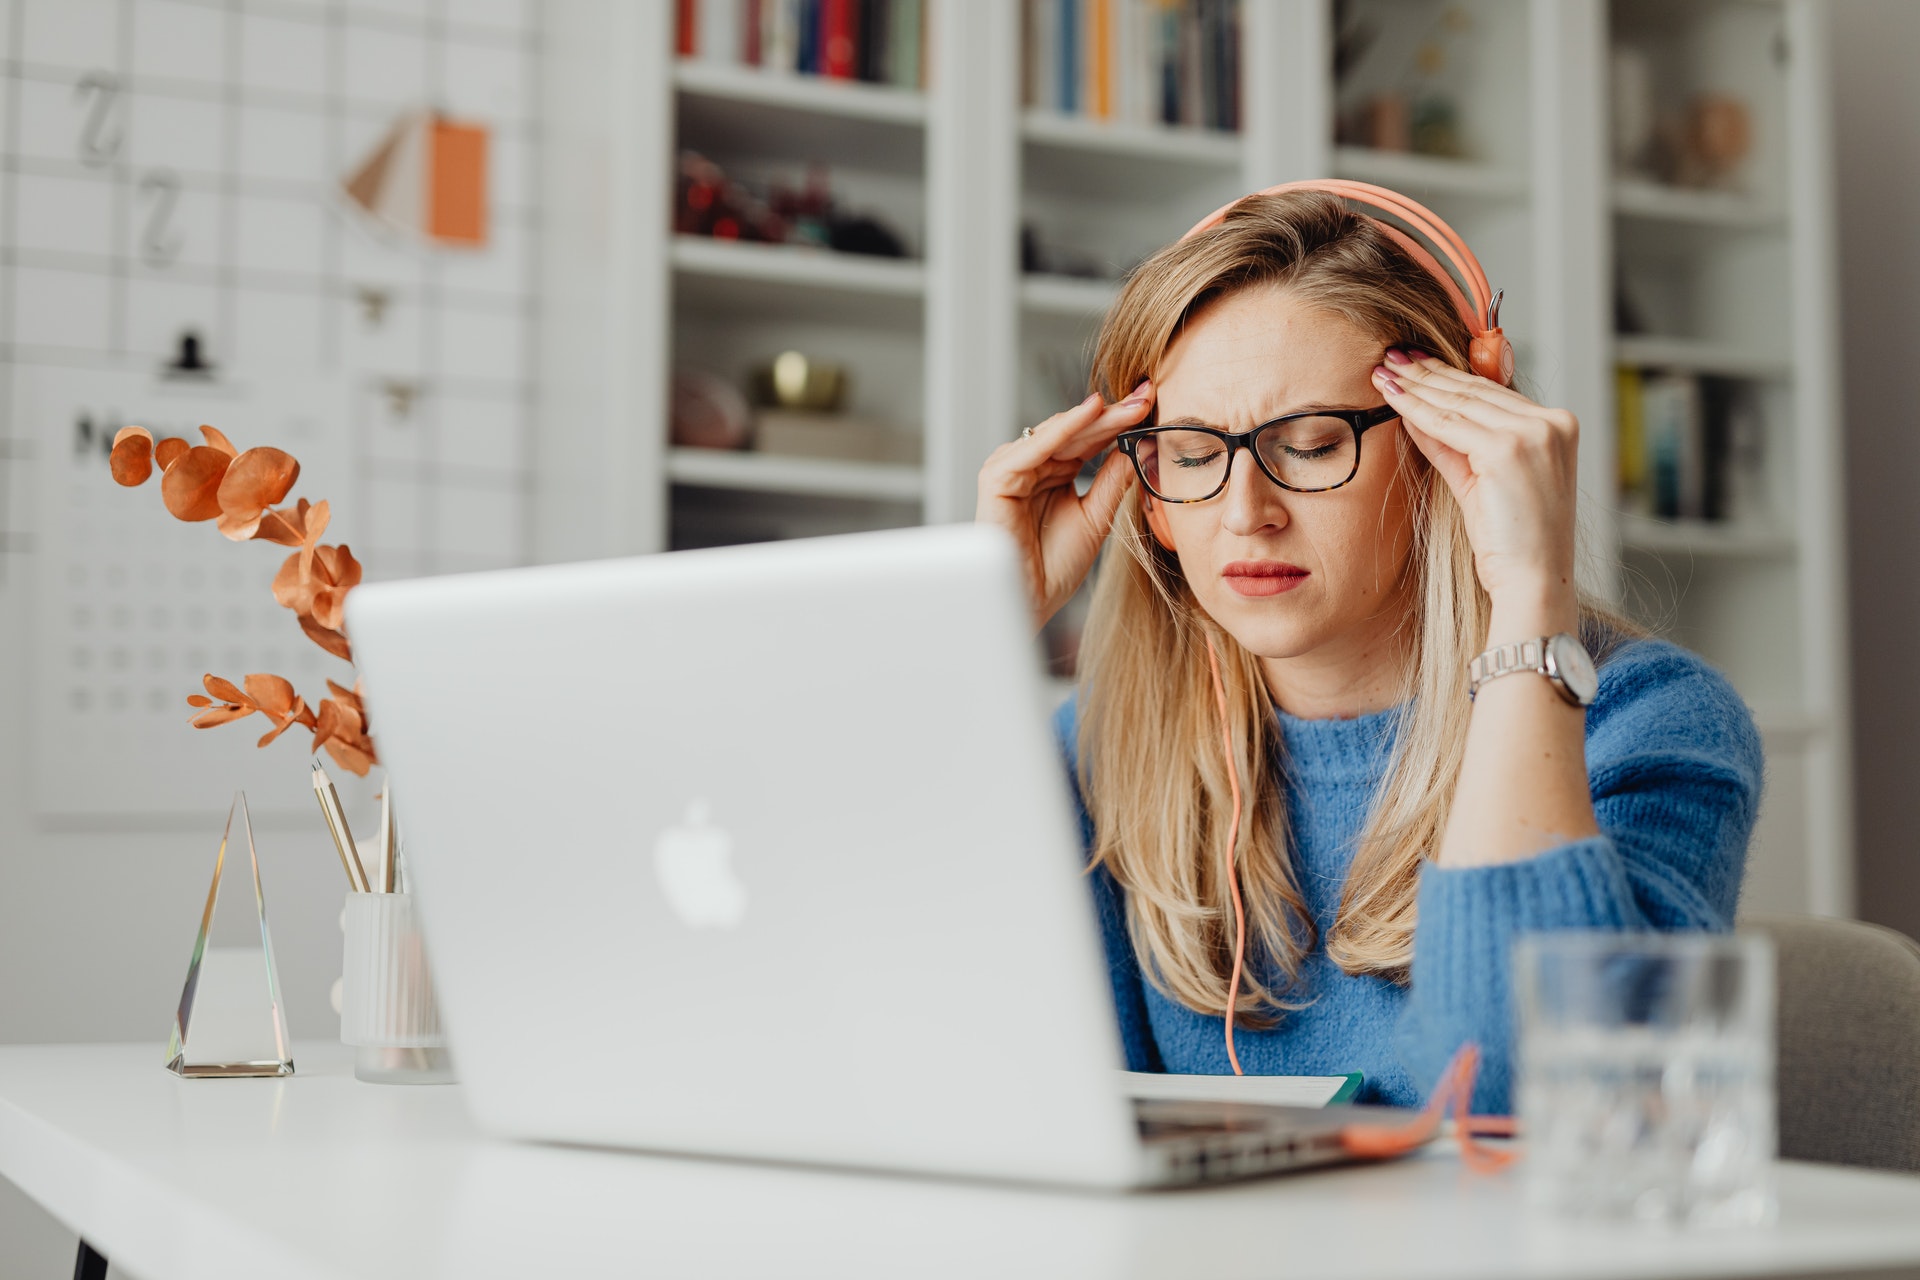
[1136,179,1511,558]
[1153,181,1510,1076]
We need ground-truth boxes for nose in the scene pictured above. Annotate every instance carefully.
[1217,447,1290,538]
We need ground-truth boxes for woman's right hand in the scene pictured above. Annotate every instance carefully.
[975,380,1154,628]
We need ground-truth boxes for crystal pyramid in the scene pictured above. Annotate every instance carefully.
[164,792,295,1078]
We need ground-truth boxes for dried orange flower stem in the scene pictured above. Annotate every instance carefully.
[109,424,377,776]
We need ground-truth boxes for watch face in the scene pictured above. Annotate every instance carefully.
[1549,633,1600,706]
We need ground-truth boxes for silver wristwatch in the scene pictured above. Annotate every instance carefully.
[1468,632,1599,707]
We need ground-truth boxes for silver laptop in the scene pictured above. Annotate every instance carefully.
[346,524,1418,1189]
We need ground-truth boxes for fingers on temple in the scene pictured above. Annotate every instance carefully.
[1396,352,1537,411]
[1380,371,1537,443]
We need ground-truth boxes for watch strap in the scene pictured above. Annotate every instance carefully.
[1469,636,1550,701]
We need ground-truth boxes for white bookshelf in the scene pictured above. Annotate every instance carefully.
[1596,0,1850,919]
[537,0,1850,917]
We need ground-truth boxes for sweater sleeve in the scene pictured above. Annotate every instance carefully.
[1394,639,1765,1114]
[1053,696,1165,1073]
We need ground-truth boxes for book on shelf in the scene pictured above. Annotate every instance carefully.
[1023,0,1241,132]
[753,409,923,465]
[678,0,927,89]
[1616,365,1765,525]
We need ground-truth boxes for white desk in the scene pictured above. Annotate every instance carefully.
[7,1042,1920,1280]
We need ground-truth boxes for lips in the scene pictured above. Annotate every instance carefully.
[1221,560,1309,598]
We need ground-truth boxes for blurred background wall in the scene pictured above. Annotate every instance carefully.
[1835,0,1920,944]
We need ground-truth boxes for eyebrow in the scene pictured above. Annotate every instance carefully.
[1153,401,1367,429]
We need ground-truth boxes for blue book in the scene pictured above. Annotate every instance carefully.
[1059,0,1077,114]
[798,0,819,73]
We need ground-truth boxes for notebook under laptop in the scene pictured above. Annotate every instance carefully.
[345,523,1422,1188]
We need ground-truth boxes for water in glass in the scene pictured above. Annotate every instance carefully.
[1516,933,1775,1226]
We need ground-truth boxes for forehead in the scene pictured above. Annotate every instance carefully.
[1153,285,1382,425]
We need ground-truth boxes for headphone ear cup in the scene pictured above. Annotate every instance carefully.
[1141,491,1178,552]
[1470,330,1516,387]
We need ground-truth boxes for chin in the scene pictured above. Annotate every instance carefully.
[1200,596,1330,662]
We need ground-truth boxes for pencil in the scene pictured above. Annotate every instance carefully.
[312,759,371,893]
[378,784,397,893]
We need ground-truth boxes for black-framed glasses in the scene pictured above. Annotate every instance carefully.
[1116,404,1400,502]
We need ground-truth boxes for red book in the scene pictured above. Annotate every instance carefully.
[744,0,763,64]
[676,0,696,56]
[821,0,856,78]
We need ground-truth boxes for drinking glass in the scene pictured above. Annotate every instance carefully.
[1515,931,1775,1226]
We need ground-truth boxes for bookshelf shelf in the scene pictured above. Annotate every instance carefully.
[671,237,925,325]
[1019,111,1242,166]
[665,448,924,503]
[1331,147,1530,201]
[1020,274,1120,317]
[1611,178,1784,229]
[1618,512,1797,559]
[672,236,924,296]
[1613,335,1792,381]
[672,60,928,126]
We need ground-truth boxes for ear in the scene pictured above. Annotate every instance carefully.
[1141,490,1178,552]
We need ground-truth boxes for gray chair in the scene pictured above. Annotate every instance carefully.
[1747,914,1920,1172]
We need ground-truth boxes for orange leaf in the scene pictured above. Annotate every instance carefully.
[154,436,190,470]
[252,508,304,546]
[255,698,312,748]
[271,551,316,613]
[199,424,238,457]
[191,705,255,728]
[318,695,364,739]
[185,694,213,707]
[109,428,153,487]
[215,448,301,541]
[310,551,363,631]
[202,673,249,705]
[299,613,353,662]
[160,447,231,522]
[322,735,376,777]
[300,499,331,582]
[242,673,297,717]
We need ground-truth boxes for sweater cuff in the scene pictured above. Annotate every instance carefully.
[1412,836,1639,1013]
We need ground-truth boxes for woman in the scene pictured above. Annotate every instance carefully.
[975,188,1762,1113]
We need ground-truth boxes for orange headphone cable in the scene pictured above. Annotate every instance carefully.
[1202,632,1248,1076]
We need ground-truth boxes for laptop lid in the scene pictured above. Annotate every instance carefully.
[346,524,1144,1187]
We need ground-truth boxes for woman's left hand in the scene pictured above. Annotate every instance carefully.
[1371,349,1580,605]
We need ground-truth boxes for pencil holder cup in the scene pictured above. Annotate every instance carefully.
[340,891,454,1085]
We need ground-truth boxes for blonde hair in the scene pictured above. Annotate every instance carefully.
[1076,191,1635,1022]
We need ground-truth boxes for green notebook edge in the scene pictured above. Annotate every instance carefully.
[1327,1072,1364,1106]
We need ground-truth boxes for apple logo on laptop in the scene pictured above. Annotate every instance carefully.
[653,799,746,928]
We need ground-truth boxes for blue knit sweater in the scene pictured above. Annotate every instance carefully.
[1054,636,1764,1114]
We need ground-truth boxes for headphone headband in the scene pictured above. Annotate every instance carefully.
[1180,179,1502,344]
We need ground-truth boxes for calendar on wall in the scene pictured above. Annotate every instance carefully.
[28,364,355,816]
[0,0,540,819]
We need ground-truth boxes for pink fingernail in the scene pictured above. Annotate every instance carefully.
[1373,368,1404,394]
[1121,379,1151,404]
[1384,348,1412,365]
[1082,392,1102,408]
